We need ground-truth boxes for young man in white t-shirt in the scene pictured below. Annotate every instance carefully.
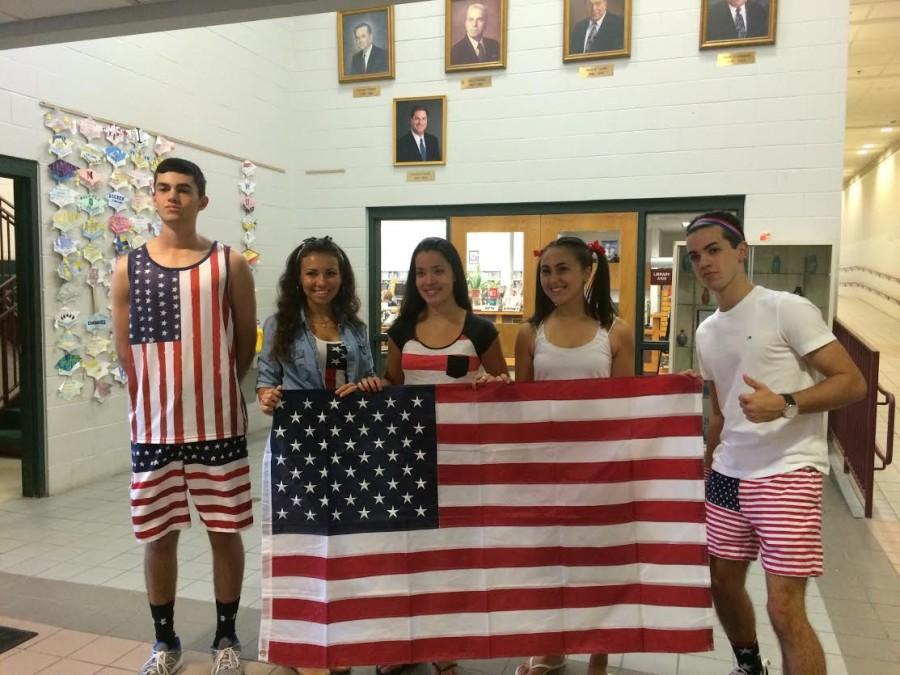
[685,212,865,675]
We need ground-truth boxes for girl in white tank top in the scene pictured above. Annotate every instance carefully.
[514,237,635,675]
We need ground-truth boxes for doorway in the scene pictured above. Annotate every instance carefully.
[0,156,46,498]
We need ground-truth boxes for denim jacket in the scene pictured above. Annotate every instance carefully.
[256,310,375,391]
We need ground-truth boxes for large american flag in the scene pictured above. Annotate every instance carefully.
[127,242,246,444]
[259,376,712,666]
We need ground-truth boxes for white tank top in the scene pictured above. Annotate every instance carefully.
[533,321,613,381]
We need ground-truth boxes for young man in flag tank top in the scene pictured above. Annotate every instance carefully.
[112,158,257,675]
[685,212,865,675]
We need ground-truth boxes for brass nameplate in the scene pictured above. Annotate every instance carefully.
[406,170,436,182]
[353,86,382,98]
[461,76,492,89]
[579,64,614,78]
[717,51,756,67]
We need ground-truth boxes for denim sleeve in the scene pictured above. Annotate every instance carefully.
[356,324,376,379]
[256,315,284,389]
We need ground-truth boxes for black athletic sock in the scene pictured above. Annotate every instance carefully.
[150,601,177,647]
[213,597,240,648]
[732,640,763,674]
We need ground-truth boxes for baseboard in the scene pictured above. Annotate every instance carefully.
[828,446,865,518]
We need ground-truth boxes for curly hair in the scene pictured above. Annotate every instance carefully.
[270,237,363,362]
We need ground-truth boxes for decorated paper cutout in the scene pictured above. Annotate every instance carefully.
[84,313,111,334]
[56,353,82,376]
[82,241,106,265]
[130,170,153,190]
[52,209,86,232]
[54,306,81,330]
[77,193,107,216]
[130,234,147,250]
[113,234,131,256]
[239,179,255,195]
[81,217,105,241]
[53,233,79,257]
[77,167,104,188]
[82,356,111,380]
[241,160,256,177]
[130,149,152,170]
[85,334,111,357]
[149,156,163,172]
[86,266,110,289]
[112,365,128,384]
[105,145,128,167]
[109,169,131,190]
[56,331,83,354]
[108,213,132,234]
[57,254,87,281]
[150,218,162,237]
[131,191,153,213]
[49,184,79,208]
[242,230,256,247]
[106,191,128,212]
[48,134,73,158]
[241,216,257,231]
[49,159,78,182]
[126,128,150,147]
[93,379,113,402]
[78,118,104,140]
[80,144,105,165]
[131,216,151,232]
[44,112,77,134]
[240,196,256,213]
[56,282,81,304]
[155,136,175,155]
[58,378,84,400]
[242,249,260,266]
[105,123,127,145]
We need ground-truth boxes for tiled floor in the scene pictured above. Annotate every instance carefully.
[0,458,20,503]
[0,294,898,674]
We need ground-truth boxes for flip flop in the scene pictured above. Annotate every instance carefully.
[432,662,458,675]
[376,664,414,675]
[514,657,567,675]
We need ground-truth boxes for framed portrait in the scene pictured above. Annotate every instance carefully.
[700,0,777,50]
[563,0,631,63]
[337,6,395,83]
[393,96,447,167]
[445,0,508,73]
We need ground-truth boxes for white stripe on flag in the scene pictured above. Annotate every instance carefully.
[439,437,702,462]
[437,480,704,507]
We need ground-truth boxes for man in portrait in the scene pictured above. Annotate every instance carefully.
[350,21,388,74]
[450,3,501,64]
[706,0,770,41]
[396,105,442,163]
[570,0,625,54]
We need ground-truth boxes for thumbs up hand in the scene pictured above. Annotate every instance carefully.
[738,374,785,423]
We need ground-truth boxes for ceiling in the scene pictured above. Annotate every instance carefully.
[845,0,900,182]
[0,0,895,186]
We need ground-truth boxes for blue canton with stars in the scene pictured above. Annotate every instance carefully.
[706,470,741,511]
[127,246,182,345]
[269,387,439,535]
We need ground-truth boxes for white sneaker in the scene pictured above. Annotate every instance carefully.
[211,637,243,675]
[729,659,769,675]
[138,640,183,675]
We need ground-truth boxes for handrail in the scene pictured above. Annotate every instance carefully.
[875,384,896,470]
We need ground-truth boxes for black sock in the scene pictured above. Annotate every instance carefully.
[213,597,240,648]
[150,601,177,647]
[732,640,763,674]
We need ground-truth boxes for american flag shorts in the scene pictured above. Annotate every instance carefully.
[705,467,824,577]
[130,436,253,542]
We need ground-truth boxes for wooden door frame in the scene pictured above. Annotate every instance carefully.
[0,155,47,497]
[368,196,745,375]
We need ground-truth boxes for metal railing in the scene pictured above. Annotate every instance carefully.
[0,196,18,409]
[828,318,896,517]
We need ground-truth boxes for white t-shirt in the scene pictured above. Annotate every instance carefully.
[695,286,835,479]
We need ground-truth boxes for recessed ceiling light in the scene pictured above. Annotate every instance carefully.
[857,149,870,155]
[863,143,876,148]
[881,127,894,133]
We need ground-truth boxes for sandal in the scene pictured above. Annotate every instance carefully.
[376,665,414,675]
[515,657,567,675]
[432,662,458,675]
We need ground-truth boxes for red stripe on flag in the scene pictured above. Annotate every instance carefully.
[173,340,184,441]
[266,628,715,667]
[183,465,250,482]
[209,249,225,438]
[131,484,184,507]
[157,342,168,441]
[127,348,139,439]
[435,374,702,404]
[131,500,189,525]
[188,483,252,499]
[201,515,254,530]
[135,514,192,540]
[271,544,709,579]
[438,416,702,445]
[439,459,704,484]
[194,500,254,516]
[190,266,206,440]
[140,343,152,441]
[438,501,706,527]
[272,584,711,623]
[131,467,184,489]
[220,245,240,437]
[401,354,480,372]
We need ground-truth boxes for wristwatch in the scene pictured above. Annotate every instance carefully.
[780,393,799,419]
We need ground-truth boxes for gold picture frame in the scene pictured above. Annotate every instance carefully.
[337,5,395,83]
[700,0,777,50]
[445,0,508,73]
[393,96,448,167]
[563,0,631,63]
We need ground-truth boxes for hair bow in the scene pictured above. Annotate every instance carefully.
[588,240,605,257]
[533,248,543,258]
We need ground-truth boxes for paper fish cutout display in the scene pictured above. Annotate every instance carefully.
[44,112,77,134]
[48,134,73,159]
[108,213,132,235]
[58,378,84,400]
[106,191,128,212]
[54,306,81,330]
[80,144,105,165]
[105,145,128,168]
[105,123,127,145]
[78,118,104,140]
[49,184,79,208]
[155,136,176,155]
[77,193,107,216]
[56,353,82,376]
[53,233,80,257]
[77,167,104,188]
[52,208,86,232]
[49,159,78,182]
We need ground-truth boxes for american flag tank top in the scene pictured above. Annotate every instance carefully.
[126,242,247,444]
